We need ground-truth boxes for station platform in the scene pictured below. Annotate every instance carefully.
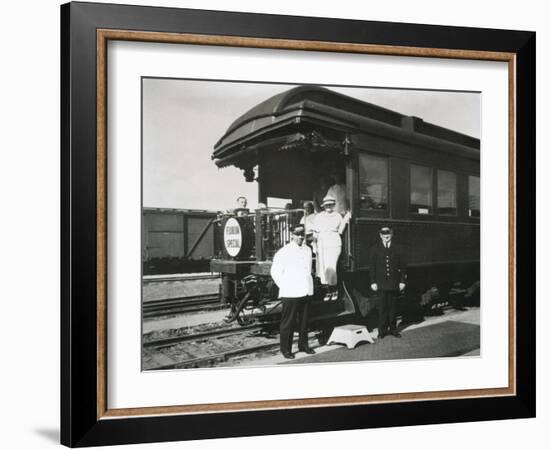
[283,307,480,365]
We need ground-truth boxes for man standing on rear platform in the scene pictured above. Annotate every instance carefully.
[271,225,316,359]
[370,225,407,339]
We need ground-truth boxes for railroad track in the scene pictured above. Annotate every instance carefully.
[151,341,281,370]
[143,293,225,318]
[144,324,264,349]
[144,323,312,370]
[143,273,220,284]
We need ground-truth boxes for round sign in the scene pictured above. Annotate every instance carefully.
[223,217,242,257]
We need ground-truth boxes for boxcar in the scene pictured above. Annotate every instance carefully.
[142,208,220,275]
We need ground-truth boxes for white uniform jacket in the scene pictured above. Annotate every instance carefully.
[270,241,314,298]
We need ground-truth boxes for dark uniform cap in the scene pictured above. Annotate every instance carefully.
[379,225,393,235]
[291,225,305,236]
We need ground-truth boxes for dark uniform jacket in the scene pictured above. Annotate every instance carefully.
[369,240,407,291]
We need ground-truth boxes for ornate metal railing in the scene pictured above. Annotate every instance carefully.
[254,208,305,260]
[213,208,305,261]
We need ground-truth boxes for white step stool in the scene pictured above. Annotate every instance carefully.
[327,325,374,349]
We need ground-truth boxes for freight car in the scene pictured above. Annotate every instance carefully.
[142,208,220,275]
[210,85,480,328]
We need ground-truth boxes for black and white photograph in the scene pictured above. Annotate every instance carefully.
[1,0,543,446]
[141,79,481,371]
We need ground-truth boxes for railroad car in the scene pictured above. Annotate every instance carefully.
[142,208,220,275]
[210,86,480,330]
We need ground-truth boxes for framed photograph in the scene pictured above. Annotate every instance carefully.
[61,1,535,447]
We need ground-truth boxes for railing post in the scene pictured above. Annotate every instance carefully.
[345,134,357,272]
[255,210,263,261]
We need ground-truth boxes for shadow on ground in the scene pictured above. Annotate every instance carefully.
[285,320,480,364]
[34,428,59,444]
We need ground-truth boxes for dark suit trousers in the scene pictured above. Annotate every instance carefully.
[280,297,311,354]
[378,290,398,335]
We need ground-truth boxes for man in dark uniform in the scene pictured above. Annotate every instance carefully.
[370,225,407,339]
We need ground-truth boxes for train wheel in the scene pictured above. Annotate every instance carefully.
[237,312,255,326]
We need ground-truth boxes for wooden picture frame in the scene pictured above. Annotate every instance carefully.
[61,1,535,446]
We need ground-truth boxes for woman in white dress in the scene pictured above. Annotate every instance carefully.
[312,195,351,299]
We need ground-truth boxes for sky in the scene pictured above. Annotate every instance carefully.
[142,78,480,211]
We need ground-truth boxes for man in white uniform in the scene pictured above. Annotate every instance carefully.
[271,225,316,359]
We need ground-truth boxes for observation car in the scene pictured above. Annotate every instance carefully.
[210,86,480,329]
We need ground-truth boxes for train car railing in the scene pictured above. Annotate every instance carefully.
[213,208,305,262]
[255,208,305,261]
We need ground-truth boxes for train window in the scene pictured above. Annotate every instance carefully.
[469,176,480,218]
[410,164,433,214]
[436,170,457,215]
[358,153,388,211]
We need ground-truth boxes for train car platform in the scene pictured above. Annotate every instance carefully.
[271,307,480,366]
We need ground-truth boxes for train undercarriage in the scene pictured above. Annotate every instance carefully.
[214,259,480,333]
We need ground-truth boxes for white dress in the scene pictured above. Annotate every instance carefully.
[300,213,317,253]
[300,213,316,235]
[312,211,345,286]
